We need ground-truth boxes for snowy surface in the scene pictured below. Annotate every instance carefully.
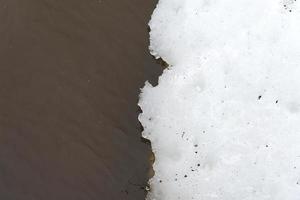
[139,0,300,199]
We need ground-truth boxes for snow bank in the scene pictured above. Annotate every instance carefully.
[139,0,300,199]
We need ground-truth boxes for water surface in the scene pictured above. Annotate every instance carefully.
[0,0,162,199]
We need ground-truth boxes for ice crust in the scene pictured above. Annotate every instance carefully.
[139,0,300,199]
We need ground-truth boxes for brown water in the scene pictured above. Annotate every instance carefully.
[0,0,162,199]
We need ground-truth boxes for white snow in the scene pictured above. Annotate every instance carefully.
[139,0,300,199]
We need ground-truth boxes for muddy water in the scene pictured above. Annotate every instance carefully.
[0,0,162,199]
